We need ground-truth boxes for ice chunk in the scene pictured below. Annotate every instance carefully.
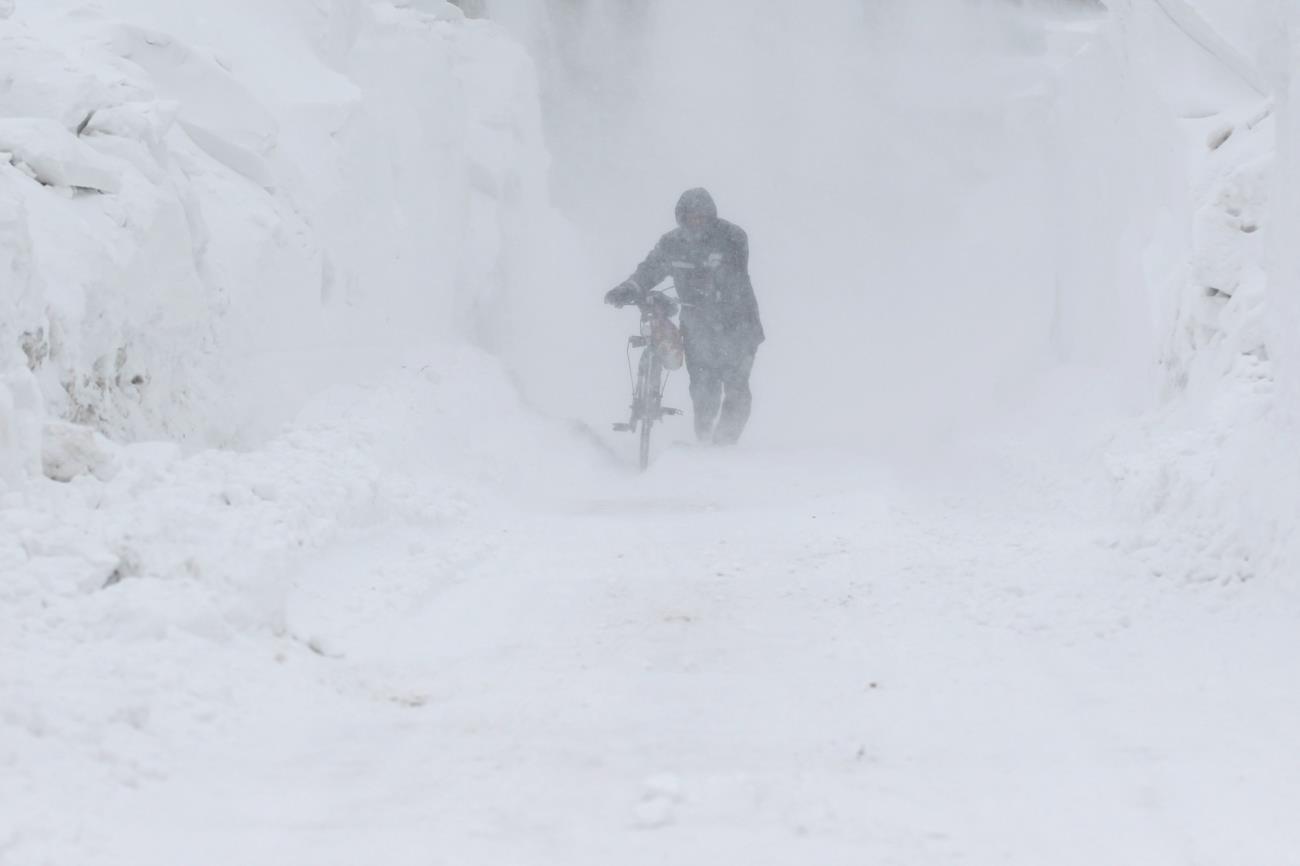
[0,118,121,192]
[105,26,279,186]
[107,25,278,157]
[178,119,274,189]
[42,421,119,482]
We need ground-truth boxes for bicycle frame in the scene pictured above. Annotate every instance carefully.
[612,291,682,470]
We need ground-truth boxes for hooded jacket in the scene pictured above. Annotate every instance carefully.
[624,188,765,350]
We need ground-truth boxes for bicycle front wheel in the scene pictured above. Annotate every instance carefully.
[639,416,652,471]
[635,349,662,472]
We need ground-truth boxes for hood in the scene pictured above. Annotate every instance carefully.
[675,188,718,227]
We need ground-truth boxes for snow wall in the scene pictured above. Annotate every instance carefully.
[1093,0,1300,584]
[0,0,568,485]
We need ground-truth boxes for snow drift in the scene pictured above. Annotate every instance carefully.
[1090,0,1300,585]
[0,0,559,477]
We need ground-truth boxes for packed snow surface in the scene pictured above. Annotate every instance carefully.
[5,351,1299,865]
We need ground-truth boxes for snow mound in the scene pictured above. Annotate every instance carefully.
[42,420,119,482]
[0,343,605,862]
[1101,4,1300,586]
[0,0,557,481]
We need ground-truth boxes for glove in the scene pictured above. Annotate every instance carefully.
[604,282,641,308]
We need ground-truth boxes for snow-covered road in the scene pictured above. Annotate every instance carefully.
[8,369,1294,866]
[4,0,1299,861]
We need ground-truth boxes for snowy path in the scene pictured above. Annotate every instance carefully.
[40,432,1298,866]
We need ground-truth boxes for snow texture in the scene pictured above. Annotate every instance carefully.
[2,0,1300,863]
[1092,0,1300,586]
[0,0,554,459]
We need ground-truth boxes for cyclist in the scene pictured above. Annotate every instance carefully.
[605,188,764,445]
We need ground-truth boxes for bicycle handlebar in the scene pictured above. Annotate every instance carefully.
[630,290,679,318]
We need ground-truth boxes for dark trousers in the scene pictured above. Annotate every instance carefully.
[685,337,757,445]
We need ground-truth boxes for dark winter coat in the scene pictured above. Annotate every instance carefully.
[624,189,765,354]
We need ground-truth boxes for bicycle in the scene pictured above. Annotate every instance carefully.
[608,287,685,470]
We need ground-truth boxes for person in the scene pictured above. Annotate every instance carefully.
[605,188,764,445]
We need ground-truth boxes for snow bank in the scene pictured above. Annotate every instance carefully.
[0,345,606,865]
[0,6,600,850]
[1268,6,1300,405]
[1094,0,1300,585]
[0,0,558,480]
[0,5,594,840]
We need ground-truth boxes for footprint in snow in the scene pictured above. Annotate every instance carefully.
[633,772,682,829]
